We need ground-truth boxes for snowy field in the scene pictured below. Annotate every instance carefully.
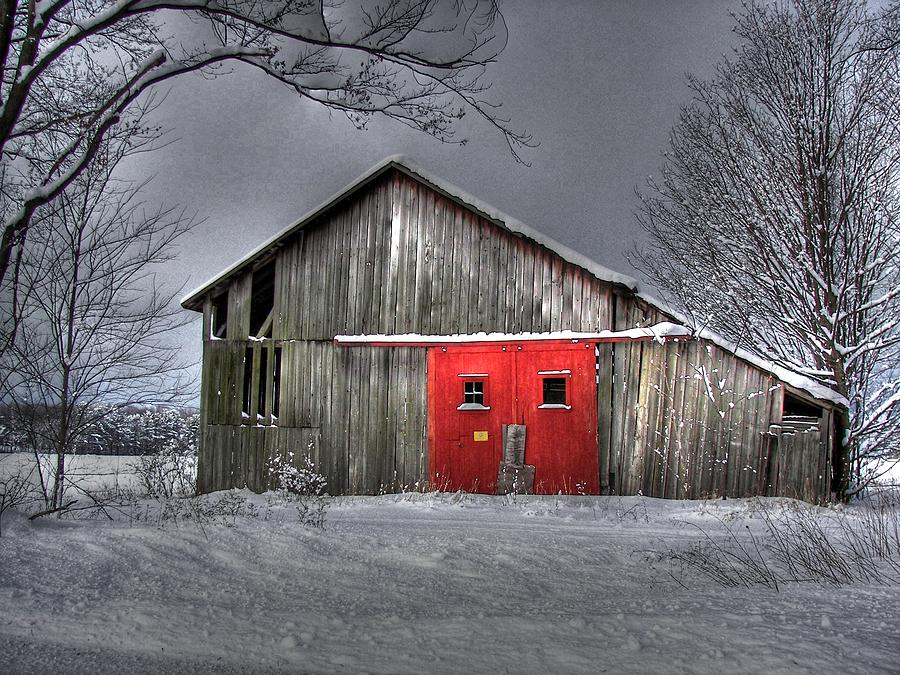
[1,455,900,674]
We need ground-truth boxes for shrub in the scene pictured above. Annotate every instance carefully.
[267,452,328,529]
[0,460,37,536]
[135,441,197,499]
[655,499,900,590]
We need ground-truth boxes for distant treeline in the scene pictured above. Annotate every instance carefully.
[0,405,199,456]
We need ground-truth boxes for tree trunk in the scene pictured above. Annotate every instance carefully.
[832,405,850,502]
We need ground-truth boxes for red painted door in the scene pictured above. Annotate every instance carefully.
[428,342,599,494]
[428,346,515,493]
[516,343,599,494]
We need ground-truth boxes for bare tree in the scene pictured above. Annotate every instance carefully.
[1,126,194,511]
[0,0,534,295]
[631,0,900,498]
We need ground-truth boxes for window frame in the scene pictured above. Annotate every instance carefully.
[537,370,572,410]
[240,342,283,426]
[457,373,491,411]
[211,290,228,339]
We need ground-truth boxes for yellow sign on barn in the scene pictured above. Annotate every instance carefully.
[473,431,488,442]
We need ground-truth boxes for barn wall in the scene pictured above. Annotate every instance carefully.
[197,340,427,495]
[600,337,832,503]
[196,168,643,494]
[272,171,624,339]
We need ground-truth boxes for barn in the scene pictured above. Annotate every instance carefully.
[181,157,845,503]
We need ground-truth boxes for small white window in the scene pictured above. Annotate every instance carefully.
[458,380,490,410]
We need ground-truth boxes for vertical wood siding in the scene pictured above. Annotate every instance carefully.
[600,337,831,503]
[198,340,426,495]
[270,172,618,338]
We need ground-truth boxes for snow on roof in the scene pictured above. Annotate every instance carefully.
[181,156,843,407]
[334,322,693,345]
[636,292,848,407]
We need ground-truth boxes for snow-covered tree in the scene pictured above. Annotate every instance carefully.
[0,0,532,297]
[1,124,194,509]
[632,0,900,498]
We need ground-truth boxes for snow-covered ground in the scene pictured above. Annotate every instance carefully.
[0,452,146,496]
[2,455,900,674]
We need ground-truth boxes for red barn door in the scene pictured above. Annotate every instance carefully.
[514,343,599,494]
[428,342,599,494]
[428,346,515,493]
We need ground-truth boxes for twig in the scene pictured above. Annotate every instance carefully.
[28,500,77,520]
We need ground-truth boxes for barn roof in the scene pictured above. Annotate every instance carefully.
[180,156,846,407]
[180,155,638,310]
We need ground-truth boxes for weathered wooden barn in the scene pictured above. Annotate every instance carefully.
[181,157,845,502]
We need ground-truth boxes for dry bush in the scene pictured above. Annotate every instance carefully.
[656,499,900,590]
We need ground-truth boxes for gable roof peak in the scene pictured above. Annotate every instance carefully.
[180,156,639,310]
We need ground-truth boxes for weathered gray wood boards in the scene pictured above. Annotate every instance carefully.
[598,335,833,503]
[199,341,426,495]
[197,168,622,494]
[269,171,618,339]
[190,164,835,501]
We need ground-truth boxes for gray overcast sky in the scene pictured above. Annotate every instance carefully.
[137,0,742,370]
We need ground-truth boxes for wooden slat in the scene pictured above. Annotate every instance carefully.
[696,344,717,498]
[358,190,375,333]
[366,182,384,334]
[623,340,646,494]
[640,345,664,496]
[436,198,454,334]
[570,270,583,331]
[520,241,535,331]
[394,176,412,333]
[332,344,351,494]
[447,206,463,333]
[426,189,442,335]
[486,222,501,330]
[719,349,739,497]
[371,348,392,491]
[609,298,628,490]
[298,230,314,338]
[306,226,324,338]
[662,343,683,499]
[540,252,553,331]
[339,203,355,334]
[683,342,704,498]
[509,238,523,332]
[319,213,337,338]
[411,185,429,333]
[387,347,402,487]
[596,343,614,494]
[346,196,362,335]
[348,346,364,492]
[410,348,428,488]
[560,257,572,330]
